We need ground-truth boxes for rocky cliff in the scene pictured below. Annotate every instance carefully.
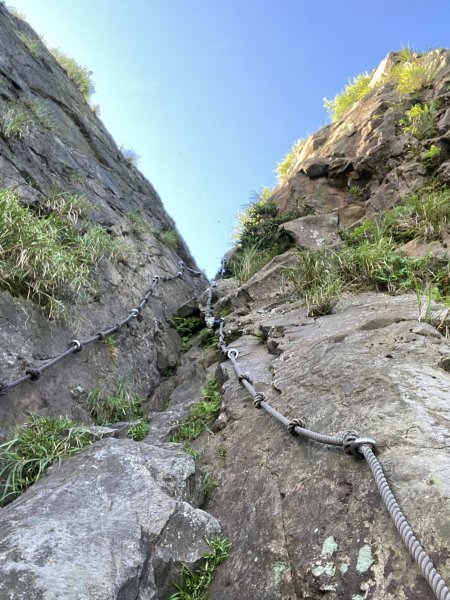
[0,7,449,600]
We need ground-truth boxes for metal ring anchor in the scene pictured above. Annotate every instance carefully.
[227,348,239,359]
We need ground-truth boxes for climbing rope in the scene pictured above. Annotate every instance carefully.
[0,261,202,397]
[205,283,450,600]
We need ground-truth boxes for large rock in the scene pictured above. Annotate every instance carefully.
[195,291,450,599]
[0,438,220,599]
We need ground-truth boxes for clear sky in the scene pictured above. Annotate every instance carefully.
[12,0,450,276]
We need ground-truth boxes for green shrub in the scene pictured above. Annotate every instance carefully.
[171,379,222,443]
[173,316,204,350]
[85,378,144,426]
[324,73,371,121]
[50,48,95,101]
[399,103,437,140]
[127,421,150,441]
[170,536,232,600]
[0,415,94,503]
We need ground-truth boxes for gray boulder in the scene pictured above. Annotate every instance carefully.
[0,438,220,599]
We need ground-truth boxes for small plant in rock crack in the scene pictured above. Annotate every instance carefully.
[0,415,95,503]
[170,379,222,443]
[126,421,151,441]
[169,536,232,600]
[173,316,204,351]
[399,103,438,140]
[216,445,228,461]
[423,144,441,172]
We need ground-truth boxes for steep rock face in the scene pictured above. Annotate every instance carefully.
[0,438,220,599]
[198,287,450,599]
[0,5,207,436]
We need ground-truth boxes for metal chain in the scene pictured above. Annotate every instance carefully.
[0,261,202,397]
[204,282,450,600]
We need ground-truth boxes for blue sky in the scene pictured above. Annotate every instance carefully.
[13,0,450,276]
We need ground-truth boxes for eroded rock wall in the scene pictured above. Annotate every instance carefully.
[0,5,207,436]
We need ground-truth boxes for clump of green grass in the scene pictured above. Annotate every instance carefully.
[0,100,34,138]
[416,282,450,337]
[170,536,232,600]
[276,138,305,182]
[0,98,56,139]
[171,379,222,443]
[35,187,89,225]
[286,187,450,316]
[0,415,94,503]
[158,228,179,250]
[380,188,450,242]
[287,243,422,316]
[324,72,371,122]
[389,49,438,94]
[84,378,144,426]
[399,103,438,140]
[50,48,95,101]
[229,243,277,284]
[0,189,124,318]
[127,421,150,441]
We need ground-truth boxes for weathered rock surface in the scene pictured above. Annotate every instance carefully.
[194,286,450,600]
[0,438,220,599]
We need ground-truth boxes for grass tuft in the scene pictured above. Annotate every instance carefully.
[324,73,371,122]
[399,103,437,140]
[275,138,305,182]
[170,536,232,600]
[0,415,94,503]
[50,48,95,100]
[127,421,151,441]
[0,189,124,318]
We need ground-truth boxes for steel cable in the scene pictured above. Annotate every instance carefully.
[0,261,201,397]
